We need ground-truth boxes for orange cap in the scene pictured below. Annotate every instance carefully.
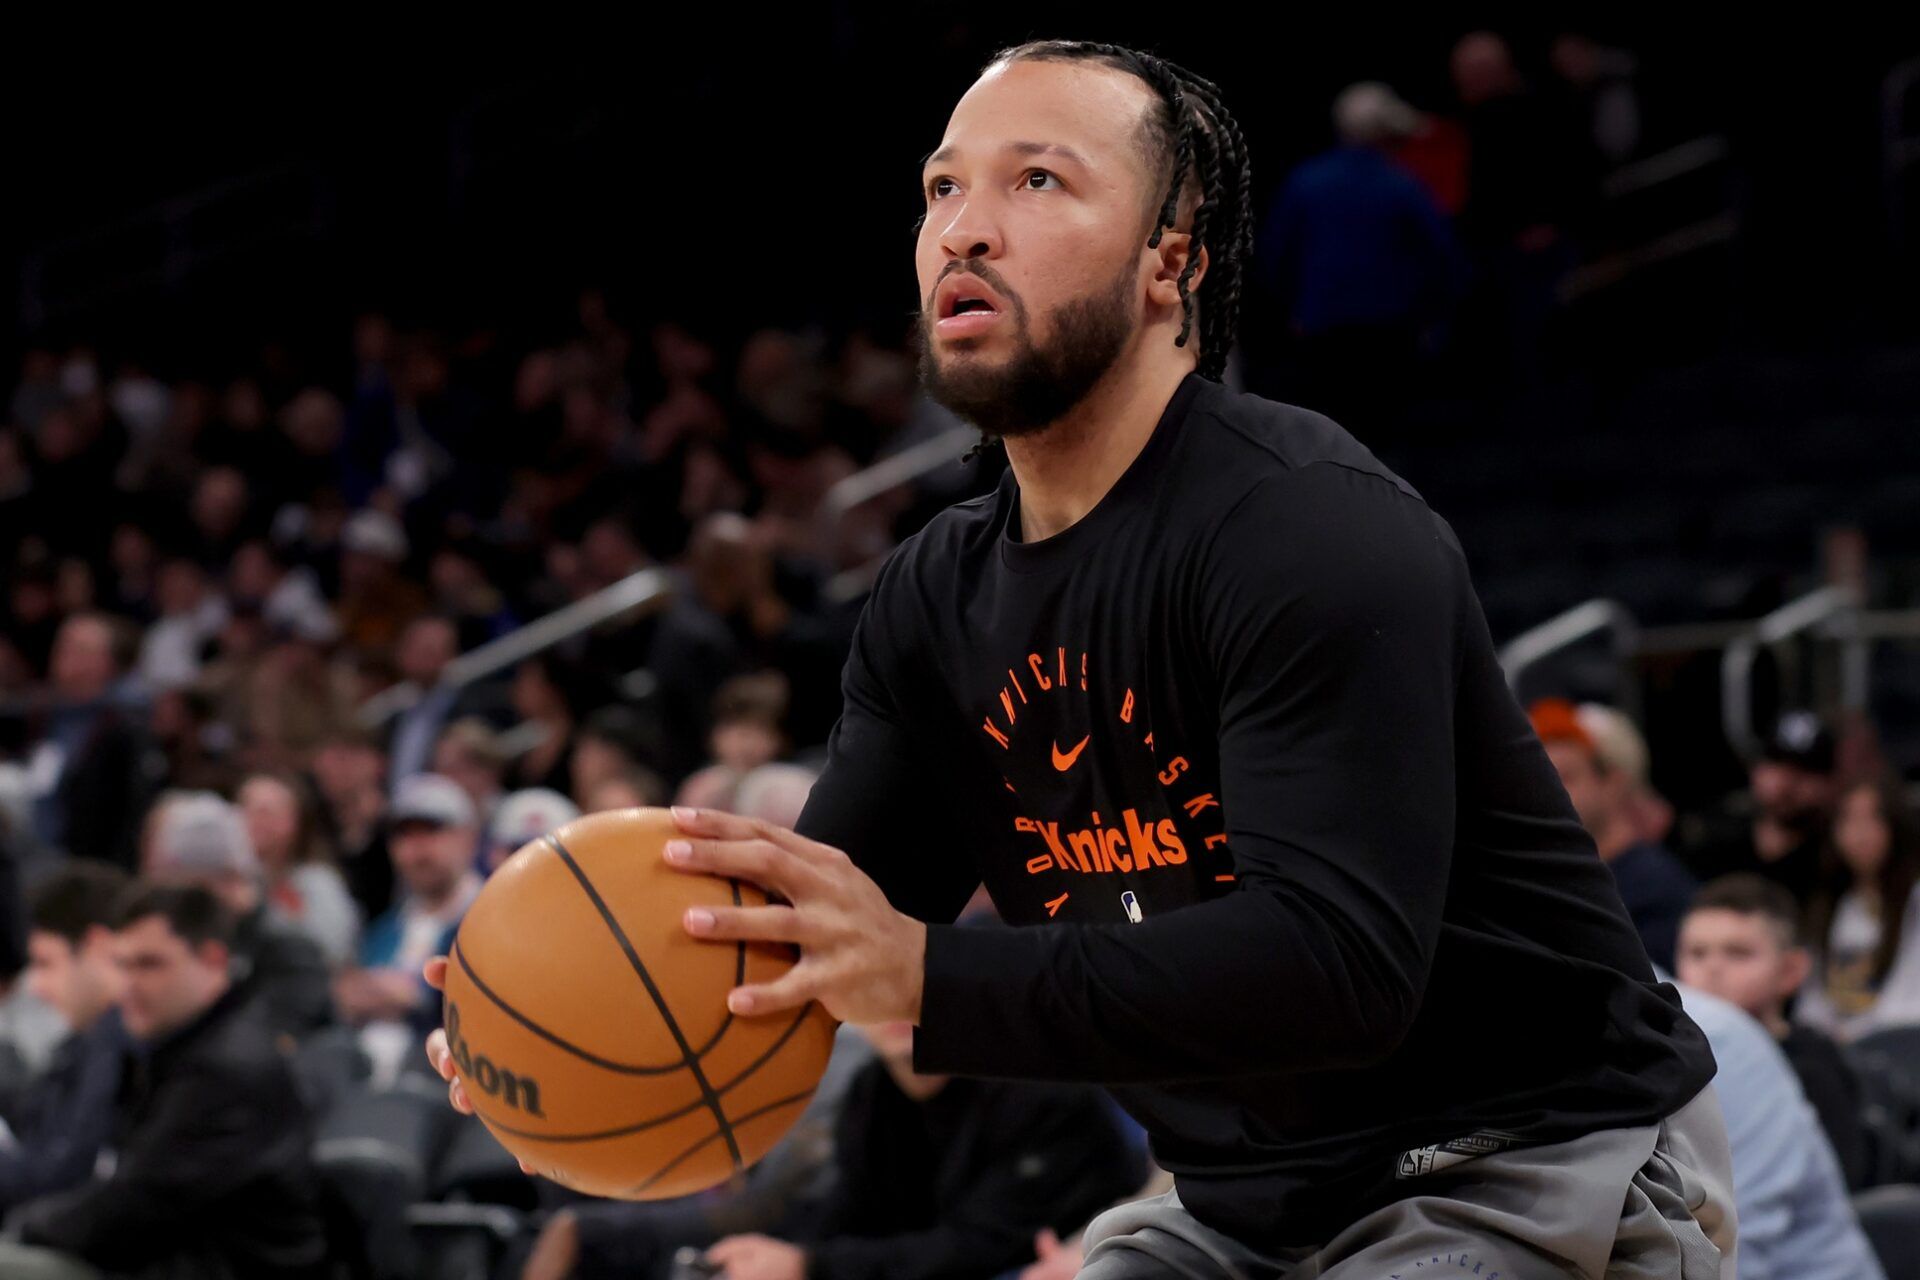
[1528,697,1595,752]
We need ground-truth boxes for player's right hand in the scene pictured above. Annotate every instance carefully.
[423,957,539,1177]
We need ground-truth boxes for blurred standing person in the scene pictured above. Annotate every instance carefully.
[1548,32,1643,169]
[133,558,227,694]
[333,509,427,659]
[1796,775,1920,1041]
[28,613,157,869]
[1450,30,1592,390]
[237,772,361,967]
[1258,82,1469,445]
[3,885,327,1280]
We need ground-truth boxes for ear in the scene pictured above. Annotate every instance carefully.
[1778,945,1813,999]
[196,939,231,974]
[1146,231,1208,308]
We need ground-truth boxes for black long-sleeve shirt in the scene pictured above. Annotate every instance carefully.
[793,370,1716,1249]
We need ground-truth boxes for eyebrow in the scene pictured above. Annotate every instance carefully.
[920,140,1092,172]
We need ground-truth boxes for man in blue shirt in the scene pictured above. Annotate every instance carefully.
[1670,977,1885,1280]
[1257,81,1469,442]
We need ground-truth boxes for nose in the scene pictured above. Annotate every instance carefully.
[934,200,1002,264]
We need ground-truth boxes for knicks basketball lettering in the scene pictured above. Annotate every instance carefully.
[1022,806,1188,875]
[446,1001,546,1118]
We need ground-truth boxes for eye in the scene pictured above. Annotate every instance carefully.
[926,176,957,200]
[1024,169,1062,191]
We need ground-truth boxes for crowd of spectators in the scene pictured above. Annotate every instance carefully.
[0,23,1913,1280]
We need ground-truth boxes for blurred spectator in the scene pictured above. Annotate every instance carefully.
[1797,774,1920,1040]
[227,538,333,645]
[1449,30,1593,388]
[647,514,843,774]
[335,508,428,657]
[541,1018,1145,1280]
[1548,31,1643,167]
[485,787,581,872]
[1258,80,1469,442]
[3,884,327,1279]
[237,771,361,966]
[1678,874,1871,1191]
[709,672,791,775]
[310,725,395,921]
[146,682,237,794]
[134,558,227,693]
[342,773,480,1086]
[506,653,599,796]
[581,770,667,815]
[1531,698,1697,970]
[571,706,666,811]
[240,610,354,773]
[674,764,744,814]
[434,716,509,846]
[1687,711,1839,906]
[384,613,464,791]
[734,762,820,829]
[1670,981,1886,1280]
[0,864,133,1213]
[146,792,333,1038]
[27,612,157,869]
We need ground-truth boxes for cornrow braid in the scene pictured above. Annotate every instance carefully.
[987,40,1256,382]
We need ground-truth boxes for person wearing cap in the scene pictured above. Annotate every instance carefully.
[1530,699,1698,971]
[484,787,580,874]
[145,792,333,1040]
[339,773,481,1086]
[1254,80,1469,443]
[1686,710,1839,907]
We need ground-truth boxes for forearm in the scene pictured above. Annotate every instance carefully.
[913,884,1423,1083]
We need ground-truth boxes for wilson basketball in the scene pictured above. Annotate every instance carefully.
[441,807,839,1199]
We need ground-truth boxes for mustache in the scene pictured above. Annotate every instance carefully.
[926,262,1020,314]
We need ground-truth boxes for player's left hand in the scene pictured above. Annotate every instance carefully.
[703,1232,807,1280]
[666,806,925,1026]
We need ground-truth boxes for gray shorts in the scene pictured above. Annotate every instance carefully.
[1078,1085,1737,1280]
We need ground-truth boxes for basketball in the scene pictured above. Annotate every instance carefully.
[440,807,839,1199]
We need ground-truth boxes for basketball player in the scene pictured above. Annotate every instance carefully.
[429,40,1737,1278]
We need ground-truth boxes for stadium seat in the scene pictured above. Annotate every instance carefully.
[313,1086,443,1280]
[1854,1183,1920,1280]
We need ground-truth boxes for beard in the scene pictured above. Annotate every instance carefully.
[912,257,1138,439]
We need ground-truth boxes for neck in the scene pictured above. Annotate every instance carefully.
[1002,356,1196,543]
[1762,1008,1791,1039]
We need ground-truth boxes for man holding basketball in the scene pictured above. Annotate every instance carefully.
[431,40,1735,1278]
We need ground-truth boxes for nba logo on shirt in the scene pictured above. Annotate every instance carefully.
[1121,891,1143,923]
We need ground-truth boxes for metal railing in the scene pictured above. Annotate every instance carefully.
[1498,598,1643,721]
[357,568,673,728]
[1495,586,1920,767]
[354,422,975,724]
[1719,585,1861,763]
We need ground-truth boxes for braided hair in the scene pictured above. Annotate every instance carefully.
[985,40,1254,383]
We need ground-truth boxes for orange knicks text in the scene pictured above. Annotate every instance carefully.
[1014,809,1187,877]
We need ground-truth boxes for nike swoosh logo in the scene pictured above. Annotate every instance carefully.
[1051,735,1091,771]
